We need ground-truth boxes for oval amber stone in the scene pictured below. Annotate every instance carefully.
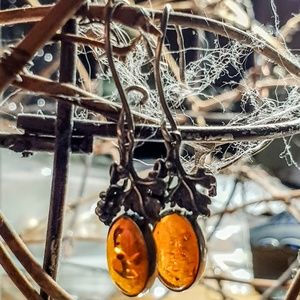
[106,216,151,296]
[153,213,205,291]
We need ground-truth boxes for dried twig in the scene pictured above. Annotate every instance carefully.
[0,241,43,300]
[53,33,140,56]
[262,259,299,300]
[192,76,300,112]
[13,73,158,124]
[0,0,86,92]
[280,14,300,41]
[20,192,99,243]
[284,268,300,300]
[204,275,290,290]
[0,211,74,300]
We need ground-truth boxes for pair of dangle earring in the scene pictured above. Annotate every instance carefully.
[95,4,216,297]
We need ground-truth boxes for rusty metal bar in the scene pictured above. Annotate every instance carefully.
[41,19,77,299]
[0,134,92,153]
[17,113,300,144]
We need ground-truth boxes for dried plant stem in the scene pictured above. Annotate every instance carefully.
[262,259,299,300]
[0,0,86,93]
[81,5,300,78]
[0,212,74,300]
[280,14,300,40]
[1,6,300,78]
[0,5,50,25]
[0,242,43,300]
[53,33,140,56]
[205,275,290,290]
[284,268,300,300]
[193,76,300,112]
[210,195,298,217]
[240,166,293,199]
[13,73,158,124]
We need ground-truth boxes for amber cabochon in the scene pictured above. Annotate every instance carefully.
[153,212,207,291]
[106,215,156,296]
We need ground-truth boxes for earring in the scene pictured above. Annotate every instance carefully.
[95,2,217,296]
[95,3,157,296]
[152,5,217,291]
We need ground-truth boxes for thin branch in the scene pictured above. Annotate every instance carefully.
[280,14,300,41]
[0,241,43,300]
[1,5,300,78]
[0,5,51,25]
[13,73,159,124]
[192,76,300,112]
[207,179,238,241]
[210,197,286,217]
[22,235,106,245]
[85,5,300,78]
[53,33,141,56]
[262,259,299,300]
[284,268,300,300]
[204,275,290,290]
[0,211,74,300]
[0,0,86,93]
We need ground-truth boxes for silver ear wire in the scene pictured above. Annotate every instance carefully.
[154,4,178,132]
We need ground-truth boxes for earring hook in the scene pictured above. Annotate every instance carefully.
[105,2,134,131]
[105,1,137,170]
[154,4,178,133]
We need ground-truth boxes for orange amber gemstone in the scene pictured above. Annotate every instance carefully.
[106,216,152,296]
[153,213,206,291]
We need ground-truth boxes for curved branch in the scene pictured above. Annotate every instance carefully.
[0,211,74,300]
[0,5,50,25]
[0,0,86,92]
[13,73,159,124]
[0,242,43,300]
[52,33,140,56]
[284,269,300,300]
[1,5,299,77]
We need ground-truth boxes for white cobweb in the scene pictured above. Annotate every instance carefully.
[79,7,300,172]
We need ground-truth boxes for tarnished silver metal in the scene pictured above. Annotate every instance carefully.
[95,3,216,227]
